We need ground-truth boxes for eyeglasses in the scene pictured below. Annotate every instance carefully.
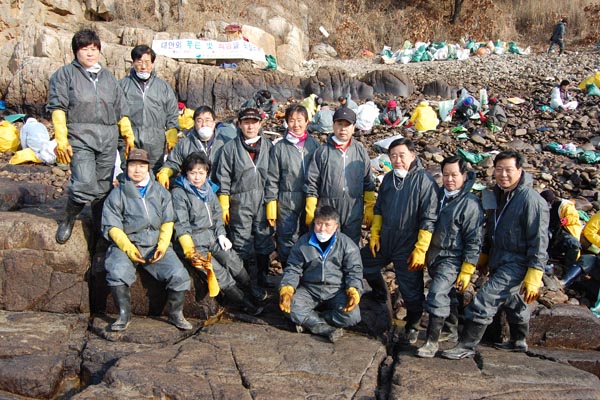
[133,60,153,67]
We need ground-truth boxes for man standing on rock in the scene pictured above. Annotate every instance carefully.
[548,17,567,55]
[279,205,363,343]
[305,107,376,245]
[442,150,549,359]
[416,155,483,358]
[361,138,438,343]
[119,45,179,173]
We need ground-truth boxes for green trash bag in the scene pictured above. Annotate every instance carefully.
[586,83,600,97]
[465,40,476,51]
[264,54,277,71]
[546,141,578,156]
[578,150,600,164]
[457,148,490,164]
[508,42,522,55]
[412,45,427,62]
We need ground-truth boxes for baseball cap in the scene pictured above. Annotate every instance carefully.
[333,107,356,124]
[127,149,150,164]
[238,107,263,121]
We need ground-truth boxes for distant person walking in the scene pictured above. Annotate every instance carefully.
[548,18,567,55]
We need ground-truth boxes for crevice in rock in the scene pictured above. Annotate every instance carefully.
[474,351,484,371]
[351,350,378,400]
[230,345,252,393]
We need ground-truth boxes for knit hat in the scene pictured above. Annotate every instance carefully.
[387,99,397,108]
[540,189,556,204]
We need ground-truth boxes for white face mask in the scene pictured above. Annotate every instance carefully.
[444,188,461,197]
[198,126,213,140]
[331,135,349,146]
[393,169,408,178]
[136,71,151,80]
[315,231,334,243]
[86,63,102,74]
[244,136,261,145]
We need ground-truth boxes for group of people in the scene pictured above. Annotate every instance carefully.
[48,29,594,357]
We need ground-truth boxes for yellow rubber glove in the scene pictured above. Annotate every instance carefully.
[156,168,173,189]
[455,262,476,293]
[342,287,360,312]
[178,234,196,259]
[363,191,376,228]
[109,227,146,264]
[219,195,230,225]
[117,116,135,159]
[165,128,178,152]
[520,268,544,304]
[52,110,73,164]
[190,252,220,297]
[305,197,318,226]
[149,222,173,263]
[370,214,382,257]
[266,200,277,228]
[407,229,432,271]
[279,285,295,313]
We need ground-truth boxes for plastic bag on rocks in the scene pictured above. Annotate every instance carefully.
[457,148,490,164]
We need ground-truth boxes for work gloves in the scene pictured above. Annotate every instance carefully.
[407,229,432,271]
[117,116,135,159]
[305,196,318,226]
[363,191,376,228]
[369,214,382,257]
[219,195,230,224]
[150,222,173,263]
[165,128,178,152]
[218,234,232,251]
[179,234,220,297]
[279,286,294,313]
[342,287,360,312]
[520,268,543,304]
[266,200,277,228]
[455,262,476,293]
[109,227,145,264]
[52,110,72,164]
[156,168,173,189]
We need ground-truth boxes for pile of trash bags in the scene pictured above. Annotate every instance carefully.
[380,39,530,65]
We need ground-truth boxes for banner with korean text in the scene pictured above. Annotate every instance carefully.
[152,39,266,62]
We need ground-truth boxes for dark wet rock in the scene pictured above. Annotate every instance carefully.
[391,346,600,399]
[75,321,386,399]
[422,80,458,99]
[529,304,600,350]
[0,211,90,312]
[0,177,63,211]
[530,347,600,378]
[360,70,415,97]
[0,311,88,399]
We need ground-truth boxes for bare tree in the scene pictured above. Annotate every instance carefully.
[451,0,465,24]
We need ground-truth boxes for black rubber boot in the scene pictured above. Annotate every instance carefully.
[91,197,106,234]
[303,314,344,343]
[256,253,274,288]
[494,322,528,352]
[416,315,444,358]
[223,286,264,316]
[560,264,584,288]
[56,198,85,244]
[236,264,268,302]
[440,305,459,342]
[110,285,131,331]
[166,290,193,330]
[441,320,487,360]
[403,310,422,344]
[366,272,393,332]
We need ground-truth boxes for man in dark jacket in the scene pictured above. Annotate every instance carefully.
[416,156,483,358]
[279,206,363,343]
[214,107,275,291]
[548,18,567,55]
[305,107,376,245]
[119,45,179,173]
[361,138,438,343]
[442,150,549,359]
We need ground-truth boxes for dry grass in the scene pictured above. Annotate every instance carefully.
[110,0,600,58]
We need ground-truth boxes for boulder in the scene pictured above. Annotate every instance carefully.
[361,70,415,97]
[390,346,600,399]
[529,304,600,350]
[0,176,62,211]
[422,79,458,99]
[0,211,91,313]
[0,311,88,398]
[312,43,338,60]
